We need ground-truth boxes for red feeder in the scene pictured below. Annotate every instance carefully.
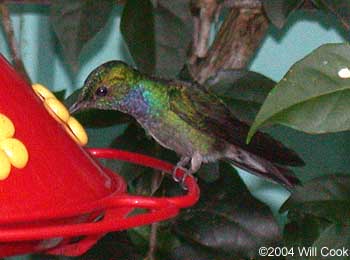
[0,55,199,257]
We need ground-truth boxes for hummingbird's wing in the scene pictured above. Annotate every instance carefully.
[168,81,304,166]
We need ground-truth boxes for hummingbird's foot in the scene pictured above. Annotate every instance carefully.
[172,154,203,189]
[172,165,189,182]
[172,157,191,183]
[172,166,193,190]
[180,170,196,190]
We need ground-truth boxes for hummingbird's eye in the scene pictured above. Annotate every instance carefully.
[95,86,108,97]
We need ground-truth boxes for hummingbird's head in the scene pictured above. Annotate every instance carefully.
[69,60,139,113]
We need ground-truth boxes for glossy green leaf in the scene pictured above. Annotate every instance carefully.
[128,223,182,259]
[281,174,350,225]
[127,225,151,254]
[263,0,304,28]
[312,0,350,30]
[53,89,66,102]
[282,175,350,259]
[312,224,350,260]
[75,110,132,128]
[121,0,192,77]
[283,215,331,256]
[75,232,143,260]
[30,233,143,260]
[196,162,220,183]
[284,218,349,260]
[169,242,235,260]
[51,0,113,71]
[248,43,350,141]
[120,0,155,74]
[174,162,281,259]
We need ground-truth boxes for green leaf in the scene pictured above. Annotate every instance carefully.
[30,232,143,260]
[248,43,350,142]
[173,162,282,259]
[282,175,350,259]
[75,232,143,260]
[128,224,182,259]
[53,89,66,102]
[120,0,155,75]
[121,0,193,77]
[170,242,235,260]
[75,110,132,128]
[284,219,350,260]
[281,174,350,225]
[51,0,114,71]
[268,127,350,181]
[206,69,276,123]
[312,0,350,30]
[312,224,350,260]
[283,215,331,256]
[197,162,220,183]
[127,225,151,254]
[263,0,304,28]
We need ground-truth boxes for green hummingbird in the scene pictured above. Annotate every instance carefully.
[70,61,304,189]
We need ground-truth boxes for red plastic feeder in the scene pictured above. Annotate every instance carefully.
[0,55,199,257]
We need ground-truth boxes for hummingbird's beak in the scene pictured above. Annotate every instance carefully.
[69,101,89,114]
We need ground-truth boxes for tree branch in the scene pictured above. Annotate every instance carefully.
[0,4,31,83]
[0,0,51,4]
[223,0,262,9]
[189,3,269,83]
[145,165,165,260]
[191,0,220,60]
[0,0,125,4]
[146,221,159,260]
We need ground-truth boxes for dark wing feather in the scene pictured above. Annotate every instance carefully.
[168,80,304,166]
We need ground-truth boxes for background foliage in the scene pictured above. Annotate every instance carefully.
[1,0,350,259]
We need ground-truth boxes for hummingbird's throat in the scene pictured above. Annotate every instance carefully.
[118,88,150,119]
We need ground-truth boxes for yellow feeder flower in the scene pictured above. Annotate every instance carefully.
[0,113,29,180]
[0,138,29,169]
[32,83,55,100]
[0,150,11,180]
[32,84,88,146]
[44,97,70,123]
[67,117,88,146]
[0,114,15,141]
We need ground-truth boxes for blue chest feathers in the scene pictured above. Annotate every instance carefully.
[119,88,150,119]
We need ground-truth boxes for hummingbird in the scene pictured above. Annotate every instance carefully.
[69,61,304,189]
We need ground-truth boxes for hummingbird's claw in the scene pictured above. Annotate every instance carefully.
[172,165,185,182]
[172,166,193,190]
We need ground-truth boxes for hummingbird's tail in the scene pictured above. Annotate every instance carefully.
[224,146,300,189]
